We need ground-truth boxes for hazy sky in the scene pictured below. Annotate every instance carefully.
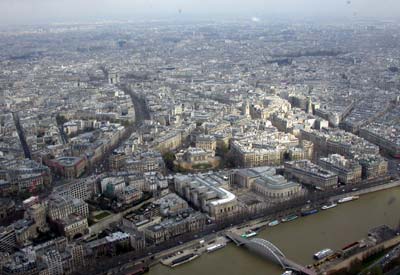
[1,0,400,25]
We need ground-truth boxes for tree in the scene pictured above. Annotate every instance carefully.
[348,258,363,275]
[173,165,188,173]
[329,268,350,275]
[383,254,400,272]
[216,143,229,156]
[368,266,383,275]
[162,151,176,171]
[55,114,68,126]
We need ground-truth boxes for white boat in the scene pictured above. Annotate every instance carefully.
[171,253,199,267]
[321,203,337,210]
[281,214,298,223]
[282,271,294,275]
[206,243,226,253]
[268,220,280,227]
[314,248,334,260]
[241,231,257,238]
[338,195,359,204]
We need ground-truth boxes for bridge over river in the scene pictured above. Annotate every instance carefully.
[226,232,317,275]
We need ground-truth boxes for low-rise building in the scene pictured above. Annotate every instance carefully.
[53,176,96,201]
[360,126,400,158]
[56,213,88,240]
[357,154,388,180]
[231,140,284,168]
[144,212,206,244]
[0,225,17,253]
[300,128,379,158]
[153,130,182,153]
[143,172,168,193]
[87,231,131,257]
[2,249,38,275]
[234,166,304,200]
[125,153,165,173]
[116,185,143,205]
[174,173,238,220]
[47,156,86,179]
[284,160,338,189]
[47,195,89,221]
[0,198,15,223]
[318,154,362,184]
[195,135,217,151]
[153,193,189,217]
[175,147,218,170]
[287,140,314,161]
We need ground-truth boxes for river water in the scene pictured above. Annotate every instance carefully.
[149,187,400,275]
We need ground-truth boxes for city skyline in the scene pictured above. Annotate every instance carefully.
[1,0,400,25]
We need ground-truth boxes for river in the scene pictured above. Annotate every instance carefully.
[149,187,400,275]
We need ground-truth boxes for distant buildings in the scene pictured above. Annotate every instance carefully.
[47,156,86,179]
[124,151,165,173]
[360,124,400,158]
[250,95,291,120]
[195,135,217,151]
[0,158,52,195]
[300,128,380,158]
[107,71,120,85]
[153,130,182,154]
[117,185,143,205]
[175,147,218,170]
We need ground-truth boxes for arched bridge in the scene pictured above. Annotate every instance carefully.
[226,232,316,275]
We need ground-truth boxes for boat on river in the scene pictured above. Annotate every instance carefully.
[206,243,226,253]
[301,208,319,216]
[241,230,257,238]
[338,196,359,204]
[313,248,334,260]
[321,202,337,210]
[171,253,199,267]
[268,220,280,227]
[281,214,298,223]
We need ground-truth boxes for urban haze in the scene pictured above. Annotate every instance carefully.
[0,1,400,275]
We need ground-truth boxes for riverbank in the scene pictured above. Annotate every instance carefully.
[87,181,400,275]
[317,230,400,274]
[230,180,400,237]
[159,237,228,267]
[331,179,400,201]
[144,180,400,272]
[148,185,400,275]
